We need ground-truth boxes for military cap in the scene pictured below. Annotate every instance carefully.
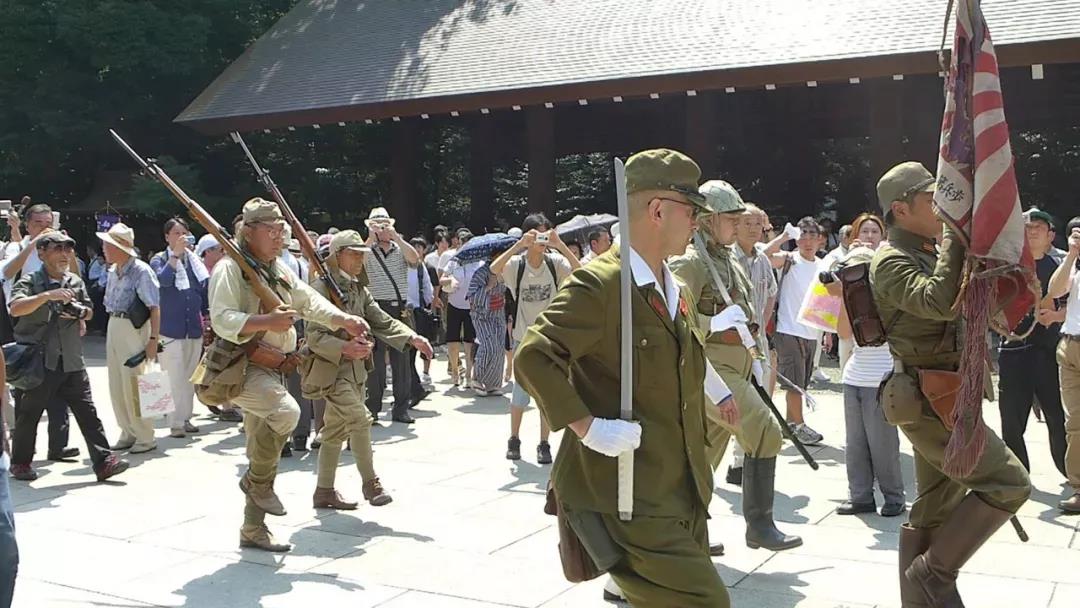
[1023,207,1054,229]
[698,180,746,215]
[35,231,76,249]
[330,229,372,255]
[876,162,936,214]
[625,149,706,206]
[241,197,285,224]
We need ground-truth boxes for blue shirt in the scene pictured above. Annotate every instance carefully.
[150,251,208,339]
[104,257,160,314]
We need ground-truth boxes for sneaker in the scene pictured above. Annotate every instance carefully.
[537,441,553,465]
[183,421,200,433]
[47,447,80,461]
[506,436,522,460]
[169,428,187,438]
[10,464,38,481]
[812,369,830,383]
[94,455,130,482]
[420,372,433,387]
[792,423,823,446]
[1060,492,1080,514]
[220,409,244,423]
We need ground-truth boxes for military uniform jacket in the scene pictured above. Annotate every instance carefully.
[870,227,963,368]
[515,246,716,519]
[302,267,416,396]
[669,241,756,339]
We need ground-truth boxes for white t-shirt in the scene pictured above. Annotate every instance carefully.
[437,249,458,274]
[1063,269,1080,336]
[0,237,42,302]
[502,253,573,341]
[423,250,442,270]
[775,252,821,341]
[446,259,481,310]
[842,343,894,388]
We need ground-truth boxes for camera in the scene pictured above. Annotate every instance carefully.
[50,300,89,320]
[536,231,550,244]
[818,270,839,285]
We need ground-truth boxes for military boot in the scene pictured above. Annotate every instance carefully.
[239,473,286,516]
[905,494,1013,608]
[313,487,359,510]
[899,524,933,607]
[743,456,802,551]
[239,525,292,552]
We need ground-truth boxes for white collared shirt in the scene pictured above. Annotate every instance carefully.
[627,247,732,405]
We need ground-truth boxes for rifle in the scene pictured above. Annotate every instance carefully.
[230,132,347,308]
[109,129,285,313]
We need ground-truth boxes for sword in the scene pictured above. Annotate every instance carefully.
[691,231,818,469]
[614,157,634,522]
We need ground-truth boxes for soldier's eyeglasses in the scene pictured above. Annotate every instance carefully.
[251,223,286,238]
[46,243,75,252]
[658,198,704,219]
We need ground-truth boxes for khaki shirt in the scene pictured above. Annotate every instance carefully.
[208,256,343,352]
[669,240,756,335]
[870,226,964,368]
[303,268,416,389]
[515,246,715,518]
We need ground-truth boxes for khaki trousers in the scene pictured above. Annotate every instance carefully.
[316,376,377,488]
[605,503,729,608]
[882,372,1031,528]
[704,343,784,469]
[1056,339,1080,489]
[106,316,155,448]
[231,366,300,529]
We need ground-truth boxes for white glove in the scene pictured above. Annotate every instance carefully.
[709,305,749,332]
[783,222,801,241]
[751,359,765,385]
[582,418,642,458]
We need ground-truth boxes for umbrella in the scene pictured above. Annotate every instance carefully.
[453,232,516,264]
[555,213,617,244]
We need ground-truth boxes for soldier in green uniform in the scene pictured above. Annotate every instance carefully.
[516,149,737,607]
[197,198,371,552]
[301,230,433,511]
[670,180,802,552]
[870,162,1031,607]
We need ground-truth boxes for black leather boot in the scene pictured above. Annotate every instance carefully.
[743,456,802,551]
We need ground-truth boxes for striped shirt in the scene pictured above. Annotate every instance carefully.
[364,241,410,305]
[841,343,894,388]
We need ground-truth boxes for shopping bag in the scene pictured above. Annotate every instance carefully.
[137,360,175,418]
[797,276,842,333]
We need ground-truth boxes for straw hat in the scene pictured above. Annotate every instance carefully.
[364,207,395,229]
[96,222,138,257]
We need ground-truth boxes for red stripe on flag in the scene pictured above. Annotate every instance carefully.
[972,90,1004,120]
[975,47,999,74]
[974,122,1010,166]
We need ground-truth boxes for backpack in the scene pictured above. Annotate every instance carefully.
[766,254,794,337]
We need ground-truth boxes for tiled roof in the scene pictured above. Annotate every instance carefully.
[176,0,1080,132]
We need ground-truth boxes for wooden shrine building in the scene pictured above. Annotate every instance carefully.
[177,0,1080,235]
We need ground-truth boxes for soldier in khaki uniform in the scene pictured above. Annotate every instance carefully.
[197,199,370,552]
[516,149,739,608]
[870,162,1031,607]
[301,230,432,510]
[670,180,802,552]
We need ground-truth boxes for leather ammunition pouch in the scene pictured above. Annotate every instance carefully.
[243,339,302,375]
[837,262,889,347]
[916,369,961,431]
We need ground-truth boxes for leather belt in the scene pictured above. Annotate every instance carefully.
[714,327,758,346]
[110,312,131,319]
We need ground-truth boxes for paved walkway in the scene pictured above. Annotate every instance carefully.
[10,339,1080,607]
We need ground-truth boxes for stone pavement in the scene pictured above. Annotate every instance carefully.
[9,338,1080,607]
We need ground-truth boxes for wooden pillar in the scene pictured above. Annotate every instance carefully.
[868,78,905,204]
[684,93,717,178]
[390,119,419,237]
[469,118,495,232]
[526,107,555,216]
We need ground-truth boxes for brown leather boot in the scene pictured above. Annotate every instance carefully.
[362,477,393,506]
[905,494,1014,607]
[239,525,292,552]
[313,487,359,510]
[899,525,933,607]
[239,474,286,516]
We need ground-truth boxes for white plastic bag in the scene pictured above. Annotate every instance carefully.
[137,360,175,418]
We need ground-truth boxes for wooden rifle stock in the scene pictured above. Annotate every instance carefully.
[230,132,347,308]
[109,129,284,312]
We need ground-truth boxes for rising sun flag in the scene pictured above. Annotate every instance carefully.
[933,0,1039,477]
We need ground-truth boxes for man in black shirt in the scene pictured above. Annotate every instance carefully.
[998,208,1068,477]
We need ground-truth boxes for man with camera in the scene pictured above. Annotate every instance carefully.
[7,232,128,482]
[362,207,424,424]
